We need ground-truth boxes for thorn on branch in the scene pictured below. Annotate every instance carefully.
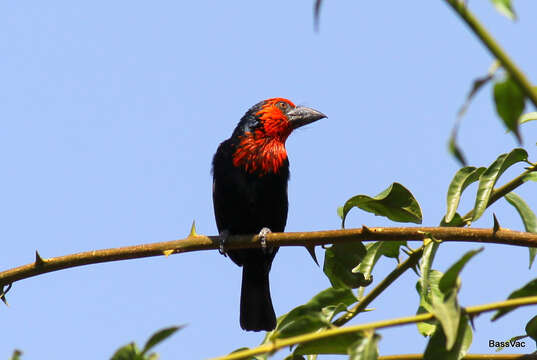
[361,225,372,235]
[1,283,12,306]
[306,245,319,266]
[35,250,45,267]
[493,213,501,234]
[163,250,174,257]
[467,312,477,331]
[189,220,197,237]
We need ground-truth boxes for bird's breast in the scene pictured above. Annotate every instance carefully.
[232,134,288,175]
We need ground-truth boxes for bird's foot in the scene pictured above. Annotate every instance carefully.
[258,227,272,253]
[218,230,229,257]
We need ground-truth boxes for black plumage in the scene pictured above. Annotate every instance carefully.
[212,98,325,331]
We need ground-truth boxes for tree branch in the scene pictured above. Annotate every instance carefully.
[333,245,425,326]
[2,226,537,291]
[445,0,537,108]
[211,295,537,360]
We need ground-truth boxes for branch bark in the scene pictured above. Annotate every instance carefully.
[2,226,537,290]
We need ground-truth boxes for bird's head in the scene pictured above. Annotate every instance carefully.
[231,98,326,175]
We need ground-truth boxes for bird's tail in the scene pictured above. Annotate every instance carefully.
[240,263,276,331]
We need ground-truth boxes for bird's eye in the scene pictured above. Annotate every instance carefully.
[277,101,288,111]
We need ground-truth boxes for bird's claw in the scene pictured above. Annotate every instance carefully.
[258,227,271,253]
[218,230,229,257]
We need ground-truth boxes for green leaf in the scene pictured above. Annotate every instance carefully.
[451,61,499,166]
[425,248,481,348]
[309,287,357,309]
[419,240,441,305]
[323,242,371,289]
[445,167,486,223]
[276,313,326,339]
[10,350,22,360]
[432,290,462,351]
[472,148,528,222]
[273,288,356,339]
[379,241,406,259]
[111,326,182,360]
[416,305,437,337]
[417,270,444,313]
[448,125,467,167]
[416,270,444,336]
[323,302,352,323]
[505,192,537,268]
[457,60,500,119]
[522,172,537,183]
[526,315,537,344]
[337,206,344,220]
[519,112,537,126]
[492,278,537,321]
[355,242,382,298]
[490,0,517,20]
[283,354,306,360]
[440,213,464,227]
[355,243,382,281]
[494,76,525,142]
[352,241,406,286]
[294,333,363,355]
[141,326,183,355]
[110,343,142,360]
[348,331,380,360]
[507,111,537,133]
[341,183,422,227]
[423,315,473,360]
[505,192,537,233]
[439,248,483,294]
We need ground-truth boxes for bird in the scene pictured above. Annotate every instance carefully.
[212,98,326,331]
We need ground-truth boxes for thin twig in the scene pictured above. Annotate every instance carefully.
[211,295,537,360]
[445,0,537,108]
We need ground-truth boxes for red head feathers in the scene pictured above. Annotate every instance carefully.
[231,98,326,175]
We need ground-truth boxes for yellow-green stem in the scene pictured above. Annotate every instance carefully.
[333,246,425,326]
[445,0,537,108]
[212,295,537,360]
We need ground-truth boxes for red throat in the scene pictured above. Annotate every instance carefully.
[232,131,288,174]
[232,98,296,174]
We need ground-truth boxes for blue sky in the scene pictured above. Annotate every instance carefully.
[2,1,537,359]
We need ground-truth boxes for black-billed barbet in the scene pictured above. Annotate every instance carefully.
[212,98,326,331]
